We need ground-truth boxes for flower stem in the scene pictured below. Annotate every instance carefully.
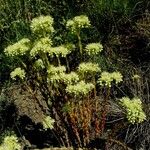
[77,30,83,55]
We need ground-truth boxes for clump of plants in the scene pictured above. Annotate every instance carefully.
[4,15,146,148]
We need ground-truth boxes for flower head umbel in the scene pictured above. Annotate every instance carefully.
[120,97,146,124]
[66,81,94,96]
[42,116,55,130]
[10,68,25,80]
[61,72,80,85]
[30,15,54,37]
[66,15,91,33]
[98,72,113,87]
[47,65,66,75]
[48,45,71,58]
[78,62,101,75]
[4,38,30,57]
[30,37,52,57]
[98,71,123,87]
[47,65,66,83]
[0,135,21,150]
[85,43,103,56]
[111,72,123,84]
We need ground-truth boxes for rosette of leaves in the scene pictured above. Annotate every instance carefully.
[4,38,30,57]
[66,15,91,33]
[10,67,25,80]
[0,135,21,150]
[42,116,55,130]
[30,37,52,57]
[120,97,146,124]
[85,43,103,56]
[66,80,94,96]
[98,71,123,87]
[30,16,54,37]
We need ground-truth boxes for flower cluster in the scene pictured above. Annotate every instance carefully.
[4,38,30,57]
[61,72,79,85]
[42,116,55,130]
[111,72,123,84]
[98,71,123,87]
[120,97,146,124]
[47,65,66,83]
[10,67,26,80]
[66,15,91,33]
[66,81,94,96]
[85,43,103,56]
[47,65,66,75]
[78,62,101,74]
[0,135,21,150]
[98,72,112,87]
[48,45,71,58]
[30,37,52,57]
[34,59,45,69]
[30,15,54,36]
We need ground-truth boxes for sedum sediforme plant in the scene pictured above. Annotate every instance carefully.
[4,15,146,148]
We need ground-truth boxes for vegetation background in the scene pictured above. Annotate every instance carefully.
[0,0,150,150]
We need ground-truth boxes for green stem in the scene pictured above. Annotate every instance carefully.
[57,56,61,66]
[18,58,27,69]
[66,56,70,72]
[77,30,83,55]
[40,52,50,68]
